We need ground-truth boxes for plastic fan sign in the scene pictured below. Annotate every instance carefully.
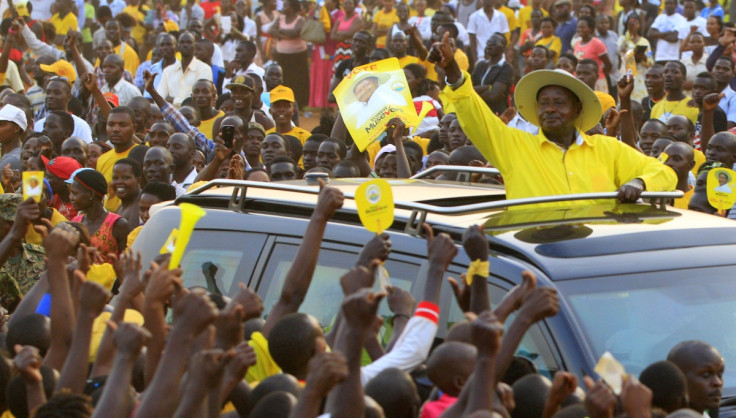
[594,351,626,395]
[355,179,395,234]
[23,171,44,202]
[334,58,418,151]
[707,167,736,211]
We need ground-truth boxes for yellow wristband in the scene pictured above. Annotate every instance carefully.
[466,259,489,285]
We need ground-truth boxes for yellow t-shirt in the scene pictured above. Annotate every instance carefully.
[126,225,143,248]
[26,208,67,245]
[95,43,141,76]
[49,12,78,36]
[497,6,517,32]
[535,35,562,63]
[398,55,421,68]
[673,186,694,209]
[650,97,700,125]
[517,6,548,30]
[693,148,705,175]
[97,145,135,211]
[122,5,149,45]
[267,126,312,145]
[373,8,399,47]
[246,331,282,383]
[200,110,225,140]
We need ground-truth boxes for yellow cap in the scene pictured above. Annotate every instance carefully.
[39,59,77,84]
[595,91,616,113]
[270,85,295,103]
[15,4,30,17]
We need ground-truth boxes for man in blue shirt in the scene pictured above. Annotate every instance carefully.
[553,0,577,54]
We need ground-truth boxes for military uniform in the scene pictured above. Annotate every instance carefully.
[0,243,45,312]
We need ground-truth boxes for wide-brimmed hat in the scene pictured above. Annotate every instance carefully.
[514,69,602,132]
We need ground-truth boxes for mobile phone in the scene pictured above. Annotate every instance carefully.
[221,125,235,148]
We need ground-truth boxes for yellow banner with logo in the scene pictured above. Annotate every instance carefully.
[334,58,418,151]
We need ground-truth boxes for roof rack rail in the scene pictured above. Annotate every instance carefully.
[410,165,501,181]
[183,180,684,235]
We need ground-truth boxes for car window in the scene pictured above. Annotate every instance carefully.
[256,243,421,328]
[176,231,268,296]
[558,266,736,392]
[444,278,562,379]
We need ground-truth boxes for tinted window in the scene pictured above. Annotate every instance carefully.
[558,266,736,394]
[175,231,267,295]
[257,243,422,327]
[445,278,562,379]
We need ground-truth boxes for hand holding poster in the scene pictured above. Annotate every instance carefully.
[334,58,418,151]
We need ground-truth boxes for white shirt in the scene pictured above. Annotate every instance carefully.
[212,43,225,68]
[172,167,198,190]
[408,16,432,41]
[30,0,54,20]
[678,16,708,39]
[467,8,510,60]
[719,85,736,123]
[156,57,213,107]
[179,4,205,29]
[345,85,409,127]
[35,114,93,143]
[650,13,687,61]
[101,78,143,106]
[98,0,127,16]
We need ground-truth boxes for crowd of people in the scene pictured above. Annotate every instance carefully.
[0,0,729,415]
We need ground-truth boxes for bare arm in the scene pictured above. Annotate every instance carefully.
[81,73,113,120]
[700,92,724,151]
[141,262,181,386]
[617,75,643,153]
[387,118,413,178]
[261,180,344,338]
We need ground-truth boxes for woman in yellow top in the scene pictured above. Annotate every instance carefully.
[49,0,79,48]
[534,17,561,64]
[372,0,399,47]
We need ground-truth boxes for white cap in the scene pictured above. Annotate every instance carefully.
[508,0,520,8]
[374,144,396,166]
[0,104,27,131]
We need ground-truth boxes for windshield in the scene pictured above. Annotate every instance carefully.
[557,266,736,397]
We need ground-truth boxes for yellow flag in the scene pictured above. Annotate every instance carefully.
[160,228,178,254]
[334,58,418,151]
[707,167,736,211]
[22,171,44,202]
[355,179,394,234]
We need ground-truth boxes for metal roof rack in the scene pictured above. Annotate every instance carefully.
[183,180,684,235]
[410,165,501,182]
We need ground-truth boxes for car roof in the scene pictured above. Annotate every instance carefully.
[177,178,734,280]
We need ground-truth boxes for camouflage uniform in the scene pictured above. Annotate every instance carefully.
[0,243,45,312]
[0,194,46,312]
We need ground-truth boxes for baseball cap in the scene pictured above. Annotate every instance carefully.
[270,85,295,103]
[162,18,179,33]
[553,0,572,6]
[40,60,77,83]
[0,104,27,131]
[103,92,119,108]
[65,167,94,184]
[41,156,83,180]
[226,75,254,91]
[0,194,23,222]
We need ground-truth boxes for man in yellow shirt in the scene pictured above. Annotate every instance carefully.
[97,107,138,211]
[650,62,699,124]
[429,33,676,204]
[122,0,149,46]
[389,32,421,68]
[192,79,223,140]
[665,115,706,174]
[99,19,140,75]
[266,85,310,144]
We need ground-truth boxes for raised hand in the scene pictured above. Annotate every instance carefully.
[81,72,98,92]
[314,178,344,221]
[494,270,537,321]
[428,31,454,69]
[471,310,503,357]
[222,341,257,385]
[143,71,158,94]
[187,349,230,387]
[584,377,617,418]
[13,345,42,383]
[604,108,626,136]
[231,283,263,320]
[620,375,652,418]
[341,288,386,331]
[356,233,391,268]
[518,283,559,323]
[144,262,182,306]
[11,198,40,239]
[2,163,18,190]
[43,222,79,261]
[78,280,110,317]
[215,302,245,349]
[109,321,152,356]
[463,225,488,262]
[424,223,458,270]
[386,117,409,145]
[304,352,349,397]
[227,154,245,180]
[340,260,380,296]
[171,289,219,336]
[618,74,634,100]
[499,107,517,125]
[448,274,470,312]
[116,249,145,299]
[704,92,725,112]
[386,285,415,317]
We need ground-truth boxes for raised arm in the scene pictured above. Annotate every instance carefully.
[81,73,112,120]
[260,179,344,338]
[18,17,63,59]
[387,117,413,178]
[617,75,643,153]
[699,92,724,151]
[290,352,348,418]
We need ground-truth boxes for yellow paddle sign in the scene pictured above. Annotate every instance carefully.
[707,167,736,211]
[355,179,394,234]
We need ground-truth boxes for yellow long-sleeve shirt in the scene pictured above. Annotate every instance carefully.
[443,72,677,205]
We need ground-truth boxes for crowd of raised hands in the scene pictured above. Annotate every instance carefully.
[0,183,686,418]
